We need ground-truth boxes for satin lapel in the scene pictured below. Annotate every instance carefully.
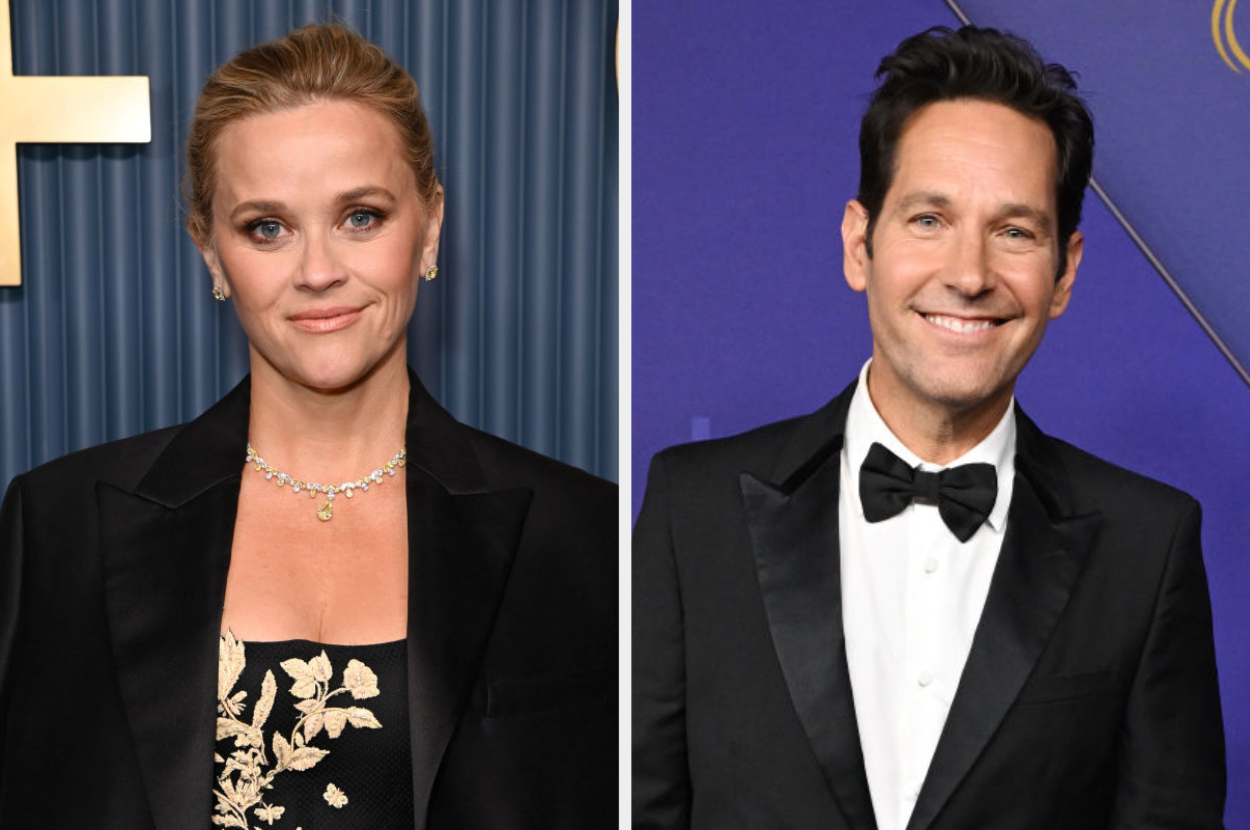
[905,411,1101,830]
[402,373,533,829]
[740,381,877,830]
[99,380,250,830]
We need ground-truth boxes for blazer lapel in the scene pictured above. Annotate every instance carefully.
[740,383,878,830]
[99,380,251,830]
[905,407,1101,830]
[97,372,532,830]
[401,373,533,829]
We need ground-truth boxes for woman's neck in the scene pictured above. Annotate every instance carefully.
[244,351,410,484]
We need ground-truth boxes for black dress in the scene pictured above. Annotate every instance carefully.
[213,635,415,829]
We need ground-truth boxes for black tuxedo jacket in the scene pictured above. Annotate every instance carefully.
[633,382,1225,829]
[0,371,616,829]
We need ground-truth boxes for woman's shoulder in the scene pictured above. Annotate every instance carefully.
[9,424,183,501]
[459,424,615,514]
[457,427,617,537]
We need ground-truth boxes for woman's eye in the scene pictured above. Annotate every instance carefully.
[252,220,283,240]
[346,210,378,230]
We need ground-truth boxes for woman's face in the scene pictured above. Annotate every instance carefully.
[199,99,442,392]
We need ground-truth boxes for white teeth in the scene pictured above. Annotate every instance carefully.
[923,314,996,333]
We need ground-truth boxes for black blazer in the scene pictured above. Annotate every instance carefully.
[0,371,616,829]
[633,382,1225,830]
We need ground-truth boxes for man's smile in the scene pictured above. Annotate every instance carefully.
[919,312,1007,334]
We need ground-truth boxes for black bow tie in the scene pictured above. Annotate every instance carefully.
[858,442,997,543]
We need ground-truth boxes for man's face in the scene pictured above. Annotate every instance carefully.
[842,98,1082,424]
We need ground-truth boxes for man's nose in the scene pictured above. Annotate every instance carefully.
[944,230,995,296]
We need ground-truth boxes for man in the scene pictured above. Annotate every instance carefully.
[633,26,1225,830]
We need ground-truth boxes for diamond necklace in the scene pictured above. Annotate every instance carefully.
[245,442,406,522]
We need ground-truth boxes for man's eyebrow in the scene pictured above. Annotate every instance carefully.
[227,188,398,223]
[893,191,952,213]
[997,201,1054,231]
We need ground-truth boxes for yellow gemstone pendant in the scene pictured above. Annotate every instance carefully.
[245,441,405,526]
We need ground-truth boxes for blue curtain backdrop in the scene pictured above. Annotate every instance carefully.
[0,0,619,491]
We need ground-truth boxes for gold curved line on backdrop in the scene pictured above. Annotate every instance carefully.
[1213,0,1239,72]
[1225,0,1250,70]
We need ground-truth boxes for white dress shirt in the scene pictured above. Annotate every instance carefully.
[838,360,1016,830]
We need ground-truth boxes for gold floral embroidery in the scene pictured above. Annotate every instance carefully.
[213,631,383,827]
[324,783,349,808]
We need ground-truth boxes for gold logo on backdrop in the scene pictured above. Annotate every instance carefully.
[1213,0,1250,73]
[0,0,150,287]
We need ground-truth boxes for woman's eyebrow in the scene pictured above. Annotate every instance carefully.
[229,199,286,222]
[336,186,397,204]
[227,188,397,223]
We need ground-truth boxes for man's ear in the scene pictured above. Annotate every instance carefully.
[1049,230,1082,319]
[842,200,870,293]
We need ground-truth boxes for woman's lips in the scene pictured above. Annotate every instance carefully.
[289,306,364,334]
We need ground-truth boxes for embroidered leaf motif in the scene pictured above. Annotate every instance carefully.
[237,774,263,805]
[219,631,247,701]
[346,707,381,730]
[308,651,333,683]
[294,698,322,715]
[323,783,349,809]
[218,717,249,742]
[220,689,248,718]
[303,712,325,742]
[218,718,263,749]
[287,745,329,772]
[272,733,292,770]
[279,658,317,699]
[343,659,380,699]
[217,635,384,825]
[223,750,262,781]
[252,671,277,731]
[323,709,348,739]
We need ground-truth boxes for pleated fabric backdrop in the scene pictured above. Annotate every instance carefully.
[0,0,619,491]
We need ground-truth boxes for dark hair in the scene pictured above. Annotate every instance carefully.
[857,26,1094,270]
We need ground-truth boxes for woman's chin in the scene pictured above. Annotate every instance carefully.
[266,357,382,394]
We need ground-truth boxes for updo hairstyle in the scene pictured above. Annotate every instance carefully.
[184,23,440,244]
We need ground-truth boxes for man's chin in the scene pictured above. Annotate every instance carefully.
[908,373,1014,417]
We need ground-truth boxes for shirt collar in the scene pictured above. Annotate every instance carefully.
[844,359,1016,532]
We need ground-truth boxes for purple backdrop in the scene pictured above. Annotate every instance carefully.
[633,0,1250,817]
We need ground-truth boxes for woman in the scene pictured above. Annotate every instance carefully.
[0,24,615,829]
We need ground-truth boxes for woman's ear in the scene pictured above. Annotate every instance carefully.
[422,186,445,272]
[191,225,230,299]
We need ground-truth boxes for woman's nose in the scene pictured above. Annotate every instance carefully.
[295,232,347,292]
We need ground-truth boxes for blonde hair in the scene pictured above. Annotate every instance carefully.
[184,23,440,243]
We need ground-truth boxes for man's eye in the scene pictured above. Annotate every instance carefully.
[913,214,940,228]
[1003,227,1033,240]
